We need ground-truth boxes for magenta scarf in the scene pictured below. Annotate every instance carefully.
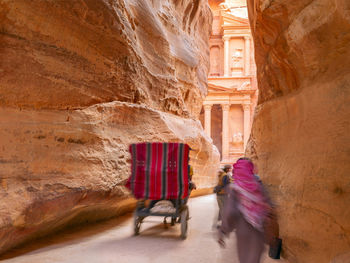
[232,159,270,231]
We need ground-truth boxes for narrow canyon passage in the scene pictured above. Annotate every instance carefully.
[0,195,284,263]
[1,0,349,262]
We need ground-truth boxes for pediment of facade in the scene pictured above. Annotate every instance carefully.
[222,13,249,28]
[208,82,256,95]
[208,83,236,92]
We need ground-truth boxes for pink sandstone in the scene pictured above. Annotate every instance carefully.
[247,0,350,262]
[0,0,219,255]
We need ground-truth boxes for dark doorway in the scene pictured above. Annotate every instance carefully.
[211,104,222,159]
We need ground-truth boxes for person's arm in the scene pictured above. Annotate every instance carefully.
[222,175,229,186]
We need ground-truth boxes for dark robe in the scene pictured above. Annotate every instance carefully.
[219,187,265,263]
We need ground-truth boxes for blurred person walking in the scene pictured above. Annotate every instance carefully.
[217,158,273,263]
[213,164,232,227]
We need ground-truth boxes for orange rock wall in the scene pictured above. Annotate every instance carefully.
[0,0,219,254]
[247,0,350,262]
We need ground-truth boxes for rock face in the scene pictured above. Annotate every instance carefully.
[0,0,219,255]
[246,0,350,262]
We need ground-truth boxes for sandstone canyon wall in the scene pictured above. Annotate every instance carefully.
[0,0,219,254]
[246,0,350,262]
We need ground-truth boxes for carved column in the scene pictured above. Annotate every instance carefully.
[244,36,251,76]
[243,104,251,149]
[224,37,230,77]
[221,104,230,161]
[204,104,212,138]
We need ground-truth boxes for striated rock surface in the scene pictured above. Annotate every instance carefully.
[0,0,219,255]
[247,0,350,262]
[0,0,212,117]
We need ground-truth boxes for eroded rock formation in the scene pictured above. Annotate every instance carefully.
[247,0,350,262]
[0,0,219,255]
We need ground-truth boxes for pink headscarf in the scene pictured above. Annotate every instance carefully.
[232,159,270,231]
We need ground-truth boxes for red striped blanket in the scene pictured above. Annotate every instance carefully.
[125,142,190,200]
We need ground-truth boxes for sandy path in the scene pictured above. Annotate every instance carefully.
[0,195,285,263]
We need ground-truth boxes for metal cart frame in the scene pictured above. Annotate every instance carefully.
[133,199,189,239]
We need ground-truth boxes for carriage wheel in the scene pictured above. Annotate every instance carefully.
[180,207,188,239]
[134,215,142,235]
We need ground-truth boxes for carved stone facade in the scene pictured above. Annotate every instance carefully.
[200,0,258,164]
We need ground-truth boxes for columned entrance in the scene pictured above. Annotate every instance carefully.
[202,0,258,164]
[201,95,254,163]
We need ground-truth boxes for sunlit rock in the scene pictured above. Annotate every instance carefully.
[0,0,219,254]
[246,0,350,262]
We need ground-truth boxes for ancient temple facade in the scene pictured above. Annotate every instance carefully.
[200,0,258,164]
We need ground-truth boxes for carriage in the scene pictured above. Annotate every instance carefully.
[125,142,191,239]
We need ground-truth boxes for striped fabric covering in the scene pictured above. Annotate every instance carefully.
[125,142,190,200]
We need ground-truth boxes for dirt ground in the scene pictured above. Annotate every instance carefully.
[0,195,285,263]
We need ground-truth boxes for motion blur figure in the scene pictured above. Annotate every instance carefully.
[214,164,232,227]
[218,158,272,263]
